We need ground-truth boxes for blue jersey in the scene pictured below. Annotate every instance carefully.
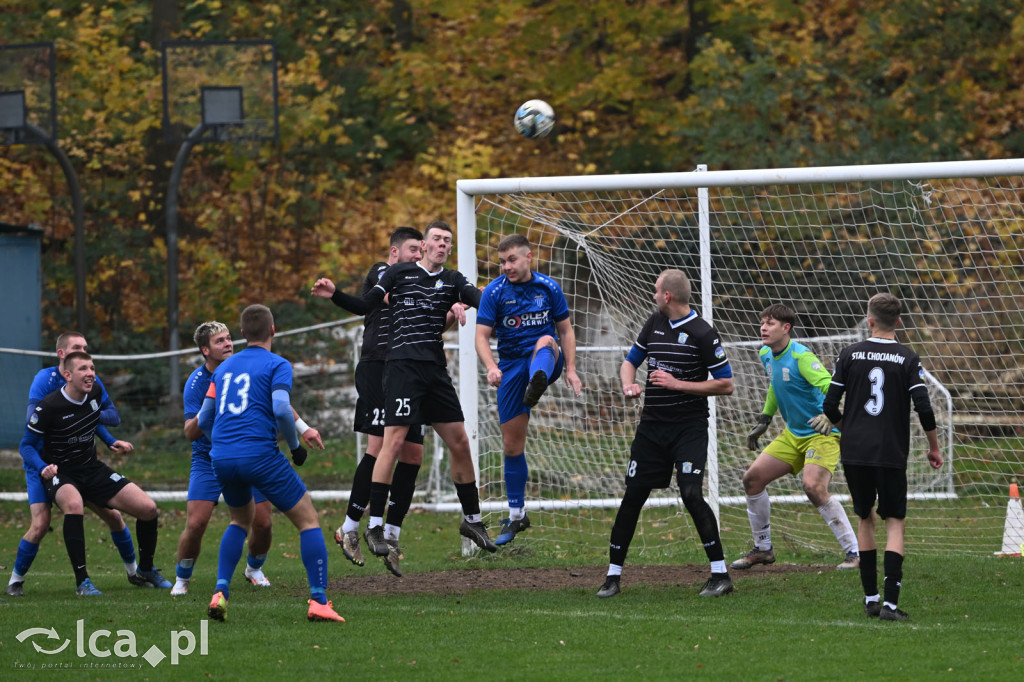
[758,340,833,438]
[477,271,570,359]
[206,346,293,459]
[184,363,214,458]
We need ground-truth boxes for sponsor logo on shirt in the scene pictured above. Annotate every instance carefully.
[501,311,550,328]
[403,275,419,280]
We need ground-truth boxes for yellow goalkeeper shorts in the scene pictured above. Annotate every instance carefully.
[763,429,841,475]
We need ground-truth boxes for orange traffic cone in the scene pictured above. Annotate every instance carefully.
[997,483,1024,556]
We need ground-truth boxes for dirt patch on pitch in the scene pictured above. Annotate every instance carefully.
[330,562,828,596]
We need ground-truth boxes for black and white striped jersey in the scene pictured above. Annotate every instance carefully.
[26,384,104,467]
[633,310,731,422]
[373,261,481,366]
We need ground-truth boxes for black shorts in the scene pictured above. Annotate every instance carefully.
[383,360,464,426]
[843,463,908,520]
[625,419,709,489]
[354,361,425,444]
[45,458,132,508]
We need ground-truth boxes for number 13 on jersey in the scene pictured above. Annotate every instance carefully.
[214,371,251,415]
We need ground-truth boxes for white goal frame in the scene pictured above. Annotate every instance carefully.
[455,157,1024,555]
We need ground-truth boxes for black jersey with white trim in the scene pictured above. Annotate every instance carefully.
[26,384,104,468]
[826,338,930,468]
[374,261,481,366]
[635,311,730,422]
[359,261,391,362]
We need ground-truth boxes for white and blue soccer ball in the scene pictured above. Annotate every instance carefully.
[513,99,555,140]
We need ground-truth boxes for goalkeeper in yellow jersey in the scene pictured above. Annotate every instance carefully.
[731,303,860,571]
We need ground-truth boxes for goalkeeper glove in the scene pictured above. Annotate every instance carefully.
[746,414,773,451]
[808,414,835,435]
[291,444,308,466]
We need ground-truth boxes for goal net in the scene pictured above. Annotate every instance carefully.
[455,159,1024,559]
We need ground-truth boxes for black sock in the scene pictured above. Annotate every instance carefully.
[369,481,390,519]
[64,514,89,585]
[386,461,420,527]
[454,481,481,517]
[883,550,904,606]
[609,487,650,567]
[859,548,878,596]
[679,479,725,563]
[136,517,158,572]
[347,453,377,520]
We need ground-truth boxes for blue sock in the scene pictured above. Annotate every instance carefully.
[110,527,136,564]
[299,528,328,605]
[247,553,267,570]
[177,558,195,580]
[215,524,248,601]
[14,539,39,577]
[504,454,529,510]
[529,346,556,379]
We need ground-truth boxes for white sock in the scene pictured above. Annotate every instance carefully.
[368,516,384,529]
[710,560,728,574]
[342,516,360,533]
[818,496,859,554]
[509,507,525,522]
[464,513,482,524]
[865,594,880,604]
[384,524,401,542]
[10,571,24,584]
[607,564,623,577]
[124,561,138,576]
[746,490,772,550]
[883,601,898,610]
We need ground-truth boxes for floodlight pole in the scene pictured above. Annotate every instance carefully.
[24,122,86,333]
[165,123,205,403]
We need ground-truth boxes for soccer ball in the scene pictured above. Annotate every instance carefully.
[514,99,555,140]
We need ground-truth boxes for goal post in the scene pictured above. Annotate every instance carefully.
[455,157,1024,558]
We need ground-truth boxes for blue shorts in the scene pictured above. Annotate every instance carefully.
[24,469,48,505]
[212,451,306,512]
[496,352,564,424]
[189,454,267,505]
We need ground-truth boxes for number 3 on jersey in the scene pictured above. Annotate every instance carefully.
[218,372,251,415]
[863,366,885,416]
